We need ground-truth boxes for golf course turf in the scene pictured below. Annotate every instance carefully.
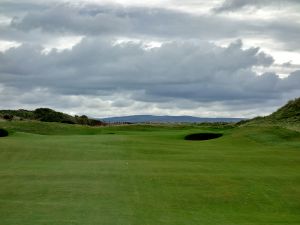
[0,121,300,225]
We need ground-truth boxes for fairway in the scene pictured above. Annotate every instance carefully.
[0,122,300,225]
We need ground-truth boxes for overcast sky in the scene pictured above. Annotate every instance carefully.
[0,0,300,118]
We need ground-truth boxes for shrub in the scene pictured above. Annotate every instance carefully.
[3,114,13,121]
[34,108,75,123]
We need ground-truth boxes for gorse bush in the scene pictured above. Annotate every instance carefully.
[0,108,106,126]
[34,108,75,123]
[0,109,34,120]
[3,114,14,121]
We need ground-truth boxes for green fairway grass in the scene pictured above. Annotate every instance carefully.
[0,121,300,225]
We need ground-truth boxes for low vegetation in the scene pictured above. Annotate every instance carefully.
[0,108,105,126]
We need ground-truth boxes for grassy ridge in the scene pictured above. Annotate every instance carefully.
[269,98,300,122]
[242,98,300,130]
[0,121,300,225]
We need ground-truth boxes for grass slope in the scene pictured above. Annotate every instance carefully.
[0,121,300,225]
[269,98,300,122]
[243,98,300,130]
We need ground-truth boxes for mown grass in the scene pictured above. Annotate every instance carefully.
[0,121,299,225]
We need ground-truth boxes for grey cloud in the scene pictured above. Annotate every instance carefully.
[0,38,298,106]
[214,0,300,12]
[279,70,300,89]
[0,1,48,16]
[10,4,130,35]
[4,3,299,51]
[9,4,239,38]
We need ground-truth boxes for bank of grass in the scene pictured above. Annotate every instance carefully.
[0,120,299,225]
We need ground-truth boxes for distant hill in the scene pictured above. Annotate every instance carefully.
[101,115,244,123]
[241,97,300,126]
[0,108,105,126]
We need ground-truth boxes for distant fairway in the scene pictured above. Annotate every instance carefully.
[0,121,300,225]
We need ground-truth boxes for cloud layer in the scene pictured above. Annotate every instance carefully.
[214,0,300,12]
[0,1,299,117]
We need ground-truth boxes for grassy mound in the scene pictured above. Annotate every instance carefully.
[241,97,300,129]
[268,97,300,122]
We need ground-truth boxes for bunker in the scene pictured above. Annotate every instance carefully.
[185,133,223,141]
[0,129,8,137]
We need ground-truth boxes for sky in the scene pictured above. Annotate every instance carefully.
[0,0,300,118]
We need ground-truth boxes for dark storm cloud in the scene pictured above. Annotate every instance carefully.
[1,38,299,105]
